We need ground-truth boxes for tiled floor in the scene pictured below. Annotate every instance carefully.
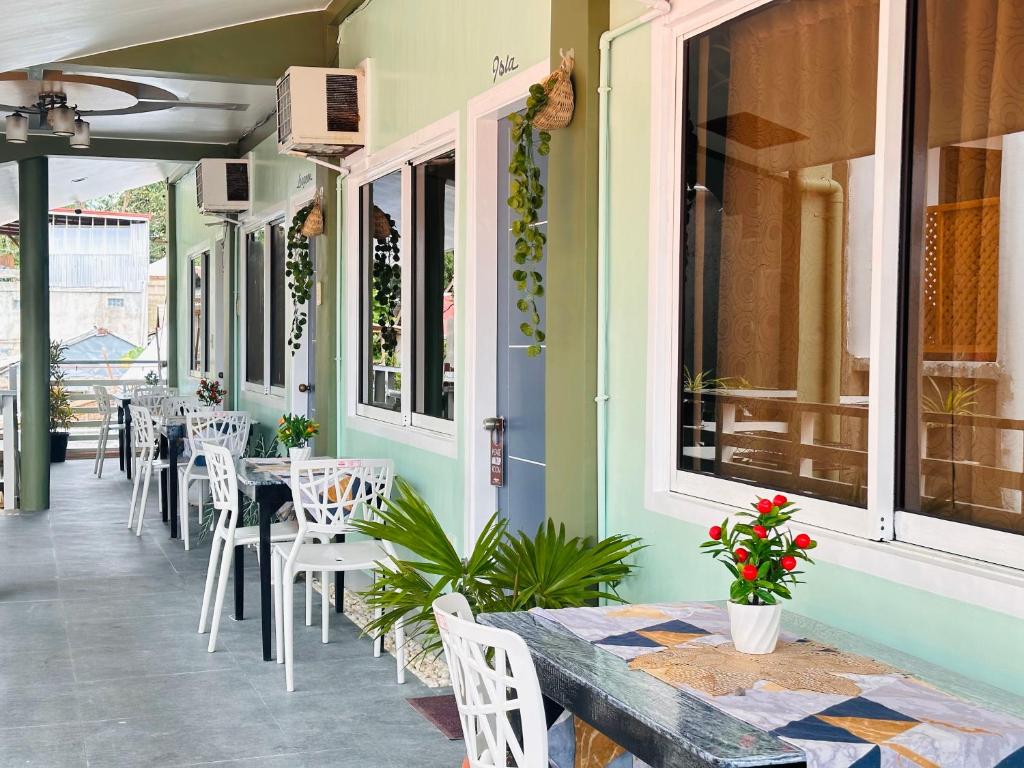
[0,459,465,767]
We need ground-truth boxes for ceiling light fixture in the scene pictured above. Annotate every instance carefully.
[4,111,27,143]
[48,103,76,136]
[70,117,90,149]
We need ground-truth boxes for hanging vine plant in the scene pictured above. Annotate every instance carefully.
[507,50,574,357]
[286,200,315,354]
[372,206,402,358]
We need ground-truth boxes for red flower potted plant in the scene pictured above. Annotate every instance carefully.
[701,494,816,654]
[196,378,224,408]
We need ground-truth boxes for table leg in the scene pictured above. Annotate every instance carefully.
[334,533,345,613]
[168,435,179,539]
[117,405,125,471]
[259,493,273,661]
[124,406,133,480]
[233,544,245,622]
[159,435,169,523]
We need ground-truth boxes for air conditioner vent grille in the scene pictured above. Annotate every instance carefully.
[225,163,250,202]
[196,168,204,207]
[276,73,292,143]
[325,74,360,133]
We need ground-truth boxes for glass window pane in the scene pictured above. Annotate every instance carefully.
[269,221,287,388]
[901,0,1024,536]
[414,150,456,421]
[359,170,403,412]
[245,228,265,386]
[190,256,203,372]
[677,0,879,507]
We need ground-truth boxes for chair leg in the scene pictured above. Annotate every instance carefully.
[128,454,142,528]
[374,573,383,658]
[284,565,295,692]
[181,477,191,552]
[396,614,406,685]
[305,572,313,627]
[135,463,152,537]
[97,429,107,478]
[208,534,235,653]
[322,570,330,644]
[198,534,223,634]
[273,550,284,663]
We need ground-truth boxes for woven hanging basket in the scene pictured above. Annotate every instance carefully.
[300,191,324,237]
[372,205,392,240]
[533,49,575,131]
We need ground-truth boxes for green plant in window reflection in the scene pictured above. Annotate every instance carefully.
[507,86,551,357]
[286,201,315,355]
[921,380,980,416]
[372,207,402,357]
[682,367,751,393]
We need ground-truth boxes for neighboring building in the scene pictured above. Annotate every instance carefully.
[147,256,167,337]
[0,209,150,360]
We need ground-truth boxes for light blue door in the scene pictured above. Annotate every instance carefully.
[495,115,547,537]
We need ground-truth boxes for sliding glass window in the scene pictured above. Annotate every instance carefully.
[269,221,287,389]
[190,251,209,374]
[245,228,265,386]
[899,0,1024,536]
[413,150,456,422]
[359,170,403,413]
[677,0,879,507]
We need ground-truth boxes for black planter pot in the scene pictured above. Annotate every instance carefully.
[49,431,69,463]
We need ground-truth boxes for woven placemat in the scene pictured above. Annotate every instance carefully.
[629,640,892,697]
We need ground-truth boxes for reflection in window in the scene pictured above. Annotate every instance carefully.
[190,252,208,373]
[901,0,1024,536]
[269,221,287,388]
[359,170,403,412]
[413,150,456,421]
[677,0,879,507]
[245,229,265,385]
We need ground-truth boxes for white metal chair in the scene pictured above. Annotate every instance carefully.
[433,593,548,768]
[127,392,168,477]
[273,458,403,691]
[198,443,301,653]
[178,411,251,550]
[126,404,167,537]
[92,385,125,479]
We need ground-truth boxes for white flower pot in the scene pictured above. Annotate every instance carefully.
[728,601,782,654]
[289,446,312,461]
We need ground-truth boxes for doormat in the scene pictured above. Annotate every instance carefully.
[407,694,463,740]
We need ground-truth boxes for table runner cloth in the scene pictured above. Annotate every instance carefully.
[533,603,1024,767]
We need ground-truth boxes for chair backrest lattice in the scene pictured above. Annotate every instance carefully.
[186,411,252,458]
[204,444,241,534]
[433,593,548,768]
[128,404,157,451]
[163,396,203,419]
[288,459,394,541]
[132,393,168,412]
[94,385,115,420]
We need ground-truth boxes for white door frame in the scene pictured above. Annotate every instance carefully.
[463,59,549,553]
[288,173,319,416]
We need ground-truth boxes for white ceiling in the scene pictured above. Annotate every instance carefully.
[0,157,189,226]
[0,1,325,72]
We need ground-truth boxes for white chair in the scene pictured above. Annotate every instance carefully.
[198,443,301,653]
[127,404,167,537]
[162,396,202,419]
[273,458,404,692]
[92,385,125,479]
[178,411,251,550]
[433,593,548,768]
[128,392,167,478]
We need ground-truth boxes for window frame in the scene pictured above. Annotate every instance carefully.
[646,0,1021,572]
[189,248,210,378]
[240,215,289,397]
[343,112,459,455]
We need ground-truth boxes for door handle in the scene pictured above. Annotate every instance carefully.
[298,383,312,393]
[482,417,505,431]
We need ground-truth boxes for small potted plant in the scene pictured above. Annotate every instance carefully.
[277,413,318,460]
[49,341,77,463]
[701,493,816,654]
[196,377,225,408]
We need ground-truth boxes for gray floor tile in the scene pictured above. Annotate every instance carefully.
[0,723,89,767]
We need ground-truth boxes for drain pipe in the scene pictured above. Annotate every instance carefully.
[596,0,671,541]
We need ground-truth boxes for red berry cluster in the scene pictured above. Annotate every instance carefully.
[702,493,816,606]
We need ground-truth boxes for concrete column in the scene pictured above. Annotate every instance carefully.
[166,181,178,388]
[18,156,49,511]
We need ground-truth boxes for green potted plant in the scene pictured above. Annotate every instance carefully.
[48,340,76,462]
[701,493,816,654]
[352,478,644,656]
[195,377,225,408]
[276,413,318,460]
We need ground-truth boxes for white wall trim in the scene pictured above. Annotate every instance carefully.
[462,59,549,555]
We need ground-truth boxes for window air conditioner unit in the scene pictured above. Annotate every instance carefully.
[196,159,251,214]
[276,66,365,157]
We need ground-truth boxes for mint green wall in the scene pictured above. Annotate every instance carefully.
[602,0,1023,696]
[174,135,319,447]
[335,0,551,550]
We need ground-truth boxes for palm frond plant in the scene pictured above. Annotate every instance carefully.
[351,478,644,656]
[921,379,980,416]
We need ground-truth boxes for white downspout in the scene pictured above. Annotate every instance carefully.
[597,0,671,540]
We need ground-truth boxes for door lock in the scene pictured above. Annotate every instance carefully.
[482,417,505,431]
[298,383,312,393]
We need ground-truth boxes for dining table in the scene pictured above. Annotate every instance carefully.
[480,603,1024,768]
